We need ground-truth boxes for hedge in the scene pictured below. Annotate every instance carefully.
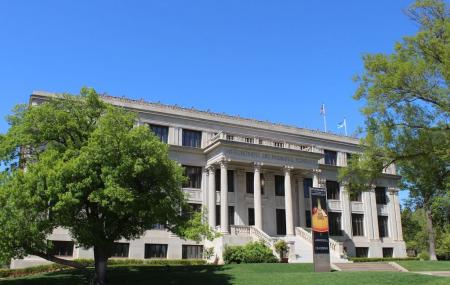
[348,257,420,263]
[0,259,207,279]
[223,242,278,264]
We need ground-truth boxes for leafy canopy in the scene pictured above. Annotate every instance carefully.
[0,88,211,264]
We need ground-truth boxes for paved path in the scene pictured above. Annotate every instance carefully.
[413,271,450,278]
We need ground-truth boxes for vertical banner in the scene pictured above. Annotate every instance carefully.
[310,187,330,272]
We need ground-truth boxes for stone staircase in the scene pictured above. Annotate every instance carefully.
[333,262,402,272]
[225,225,349,263]
[294,227,348,263]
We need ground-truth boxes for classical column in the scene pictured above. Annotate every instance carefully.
[369,188,380,239]
[207,165,216,228]
[284,166,294,235]
[387,189,399,240]
[341,183,353,239]
[254,163,263,230]
[394,192,404,240]
[220,161,229,233]
[297,176,306,227]
[312,168,321,188]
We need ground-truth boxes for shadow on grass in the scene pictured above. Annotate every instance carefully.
[0,265,233,285]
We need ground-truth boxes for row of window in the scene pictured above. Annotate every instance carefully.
[150,124,202,148]
[355,247,394,258]
[47,241,203,259]
[149,125,354,166]
[301,212,389,238]
[183,166,390,204]
[48,240,394,259]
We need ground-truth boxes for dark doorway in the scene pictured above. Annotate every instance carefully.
[276,209,286,235]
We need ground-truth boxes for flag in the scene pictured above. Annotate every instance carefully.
[320,104,325,116]
[337,121,345,128]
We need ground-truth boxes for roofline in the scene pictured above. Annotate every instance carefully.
[30,90,361,146]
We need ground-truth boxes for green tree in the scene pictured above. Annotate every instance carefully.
[0,88,214,284]
[339,0,449,260]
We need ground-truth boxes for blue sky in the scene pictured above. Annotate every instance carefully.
[0,0,418,201]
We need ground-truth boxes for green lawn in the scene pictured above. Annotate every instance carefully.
[396,261,450,271]
[1,263,449,285]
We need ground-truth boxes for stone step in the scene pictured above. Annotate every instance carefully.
[333,262,401,272]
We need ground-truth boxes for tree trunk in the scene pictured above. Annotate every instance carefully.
[425,208,438,261]
[30,251,86,269]
[93,246,109,285]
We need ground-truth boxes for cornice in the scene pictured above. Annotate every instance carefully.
[30,91,361,147]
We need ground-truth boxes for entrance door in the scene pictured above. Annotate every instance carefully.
[276,209,286,235]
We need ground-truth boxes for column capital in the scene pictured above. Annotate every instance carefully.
[253,162,263,170]
[206,164,216,173]
[312,168,322,175]
[283,165,294,174]
[219,159,229,168]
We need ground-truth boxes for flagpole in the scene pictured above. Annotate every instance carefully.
[344,118,347,136]
[321,104,327,132]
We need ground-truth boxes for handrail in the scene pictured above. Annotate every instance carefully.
[295,227,345,258]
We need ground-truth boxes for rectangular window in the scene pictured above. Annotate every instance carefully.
[216,205,220,226]
[329,212,342,236]
[275,175,285,196]
[276,209,286,235]
[352,214,365,236]
[246,172,264,194]
[182,203,202,220]
[326,180,340,200]
[182,129,202,148]
[182,245,203,259]
[378,215,389,238]
[216,169,234,192]
[149,124,168,143]
[228,170,234,192]
[324,150,337,165]
[375,187,387,205]
[183,166,202,188]
[229,206,235,226]
[305,210,312,228]
[355,247,369,258]
[350,192,362,202]
[246,172,253,194]
[382,247,393,258]
[145,244,168,259]
[48,240,74,257]
[346,153,353,164]
[111,242,129,258]
[303,178,312,198]
[248,208,255,226]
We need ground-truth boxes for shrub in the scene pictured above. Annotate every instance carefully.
[223,242,277,264]
[418,252,431,261]
[274,240,288,258]
[0,259,207,279]
[349,257,420,262]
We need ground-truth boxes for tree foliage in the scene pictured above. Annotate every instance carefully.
[0,88,214,284]
[338,0,449,260]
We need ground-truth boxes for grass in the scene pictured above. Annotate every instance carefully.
[396,260,450,271]
[0,263,449,285]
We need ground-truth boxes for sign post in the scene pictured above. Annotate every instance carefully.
[310,187,330,272]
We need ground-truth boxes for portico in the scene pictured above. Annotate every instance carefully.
[204,132,324,236]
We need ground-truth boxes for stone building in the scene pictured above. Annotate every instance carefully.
[11,91,406,268]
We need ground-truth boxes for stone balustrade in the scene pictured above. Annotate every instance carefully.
[208,131,323,154]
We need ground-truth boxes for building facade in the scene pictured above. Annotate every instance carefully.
[11,92,406,268]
